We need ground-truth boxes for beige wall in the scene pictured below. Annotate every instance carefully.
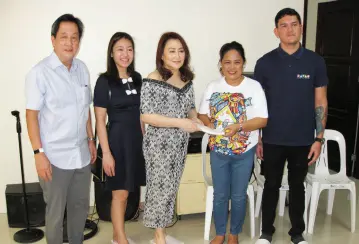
[0,0,304,213]
[306,0,337,51]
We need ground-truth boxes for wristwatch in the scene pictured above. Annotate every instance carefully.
[314,137,325,145]
[33,148,44,154]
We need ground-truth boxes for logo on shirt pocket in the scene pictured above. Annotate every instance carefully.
[297,74,311,79]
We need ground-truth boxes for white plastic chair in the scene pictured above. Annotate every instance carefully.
[306,129,356,234]
[254,158,308,233]
[201,133,255,240]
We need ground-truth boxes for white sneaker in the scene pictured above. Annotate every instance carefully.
[291,241,308,244]
[255,238,271,244]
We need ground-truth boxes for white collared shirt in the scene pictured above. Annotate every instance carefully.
[25,52,92,169]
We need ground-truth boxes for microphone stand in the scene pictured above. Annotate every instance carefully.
[11,110,44,243]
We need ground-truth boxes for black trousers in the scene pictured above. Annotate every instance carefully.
[261,143,310,237]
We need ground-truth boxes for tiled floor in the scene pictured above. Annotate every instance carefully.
[1,183,358,244]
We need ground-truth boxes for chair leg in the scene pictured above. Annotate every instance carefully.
[327,189,335,215]
[259,209,262,236]
[247,185,255,238]
[305,183,312,233]
[255,186,263,218]
[278,189,286,217]
[350,182,356,233]
[308,183,321,234]
[204,186,214,240]
[306,184,312,210]
[304,183,308,234]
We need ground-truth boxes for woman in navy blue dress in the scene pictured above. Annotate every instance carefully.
[94,32,146,244]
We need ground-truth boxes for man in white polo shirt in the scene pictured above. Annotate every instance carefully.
[25,14,96,244]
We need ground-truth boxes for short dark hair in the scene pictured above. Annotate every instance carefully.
[275,8,302,27]
[219,41,246,63]
[156,32,194,82]
[103,32,140,87]
[51,14,84,39]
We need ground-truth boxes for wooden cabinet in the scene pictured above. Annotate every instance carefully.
[176,153,211,216]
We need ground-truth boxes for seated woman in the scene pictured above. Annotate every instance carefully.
[198,41,268,244]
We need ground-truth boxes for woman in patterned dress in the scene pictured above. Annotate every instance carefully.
[140,32,202,244]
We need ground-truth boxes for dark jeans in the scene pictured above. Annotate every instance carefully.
[261,143,310,237]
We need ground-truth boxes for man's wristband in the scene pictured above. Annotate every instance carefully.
[88,137,96,141]
[314,137,325,145]
[33,148,44,154]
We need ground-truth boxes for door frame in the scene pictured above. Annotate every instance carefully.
[303,0,308,47]
[302,0,359,177]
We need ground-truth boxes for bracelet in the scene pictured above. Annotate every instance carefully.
[238,123,243,132]
[88,137,96,141]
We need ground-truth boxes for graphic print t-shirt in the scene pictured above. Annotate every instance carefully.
[199,76,268,155]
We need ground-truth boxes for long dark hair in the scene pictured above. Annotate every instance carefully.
[155,32,194,82]
[103,32,141,86]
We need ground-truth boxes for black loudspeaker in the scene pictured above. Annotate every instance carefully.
[5,182,45,228]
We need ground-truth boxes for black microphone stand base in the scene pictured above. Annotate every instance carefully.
[14,228,44,243]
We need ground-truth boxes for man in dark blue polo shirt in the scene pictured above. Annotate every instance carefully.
[254,8,328,244]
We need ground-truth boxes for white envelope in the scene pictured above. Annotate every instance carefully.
[196,123,225,136]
